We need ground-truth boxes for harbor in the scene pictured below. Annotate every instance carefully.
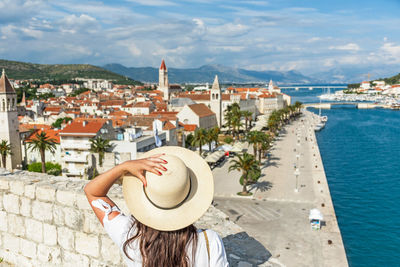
[213,109,348,266]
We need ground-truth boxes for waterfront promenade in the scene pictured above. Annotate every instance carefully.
[213,110,348,267]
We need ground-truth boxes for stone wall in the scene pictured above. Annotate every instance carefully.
[0,169,265,267]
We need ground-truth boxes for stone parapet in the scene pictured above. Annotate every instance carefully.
[0,169,251,266]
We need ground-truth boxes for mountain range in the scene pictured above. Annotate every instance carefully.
[103,63,320,84]
[0,59,140,85]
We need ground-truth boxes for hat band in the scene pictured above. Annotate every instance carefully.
[143,177,192,210]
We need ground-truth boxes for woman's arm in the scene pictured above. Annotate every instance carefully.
[84,155,167,225]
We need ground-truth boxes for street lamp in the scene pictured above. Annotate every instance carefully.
[294,168,300,192]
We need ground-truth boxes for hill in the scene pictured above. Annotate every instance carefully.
[103,63,319,84]
[0,59,141,85]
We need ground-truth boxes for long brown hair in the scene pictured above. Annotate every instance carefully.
[123,218,198,267]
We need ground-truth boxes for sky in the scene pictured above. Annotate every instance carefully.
[0,0,400,77]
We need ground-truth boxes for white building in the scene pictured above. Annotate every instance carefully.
[177,103,218,130]
[59,120,115,177]
[0,70,22,169]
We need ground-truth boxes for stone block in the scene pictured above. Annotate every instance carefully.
[20,239,37,259]
[75,232,99,258]
[53,206,64,226]
[8,213,25,237]
[64,206,82,229]
[43,223,57,246]
[25,218,43,243]
[37,244,61,264]
[83,211,105,235]
[36,186,56,202]
[16,254,34,267]
[32,201,53,222]
[0,210,7,231]
[9,180,25,196]
[24,184,36,199]
[56,190,76,207]
[3,232,20,252]
[76,193,91,210]
[20,197,32,217]
[3,193,19,214]
[90,259,109,267]
[101,236,122,264]
[62,251,90,267]
[0,179,9,190]
[57,226,75,251]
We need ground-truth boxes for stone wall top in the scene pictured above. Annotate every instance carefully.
[0,169,271,266]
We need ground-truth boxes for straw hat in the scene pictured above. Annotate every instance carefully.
[122,146,214,231]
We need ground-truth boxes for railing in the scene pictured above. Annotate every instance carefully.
[60,143,91,150]
[62,154,88,163]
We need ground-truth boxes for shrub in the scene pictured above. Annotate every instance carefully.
[224,136,233,144]
[27,162,62,176]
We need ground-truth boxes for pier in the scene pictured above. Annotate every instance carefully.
[304,102,387,109]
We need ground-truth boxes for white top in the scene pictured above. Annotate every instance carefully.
[92,199,229,267]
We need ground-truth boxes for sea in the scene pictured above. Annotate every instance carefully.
[282,87,400,267]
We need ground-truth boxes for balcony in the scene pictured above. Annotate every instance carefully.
[62,154,88,163]
[60,142,91,150]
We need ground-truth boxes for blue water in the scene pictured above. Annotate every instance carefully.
[283,88,400,267]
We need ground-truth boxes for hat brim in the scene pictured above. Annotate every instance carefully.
[122,146,214,231]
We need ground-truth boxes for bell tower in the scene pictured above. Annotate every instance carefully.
[159,59,169,101]
[210,75,222,127]
[0,69,22,170]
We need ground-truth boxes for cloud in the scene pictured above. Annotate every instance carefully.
[125,0,177,6]
[329,43,360,51]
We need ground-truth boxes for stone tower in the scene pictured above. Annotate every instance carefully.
[159,59,169,101]
[0,69,22,170]
[210,75,222,127]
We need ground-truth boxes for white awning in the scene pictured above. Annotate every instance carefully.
[309,209,323,221]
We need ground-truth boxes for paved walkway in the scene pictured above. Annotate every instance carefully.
[212,111,348,267]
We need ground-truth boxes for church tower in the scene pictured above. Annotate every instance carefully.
[210,75,222,127]
[0,69,22,170]
[159,59,169,101]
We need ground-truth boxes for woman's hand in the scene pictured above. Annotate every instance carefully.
[121,154,168,187]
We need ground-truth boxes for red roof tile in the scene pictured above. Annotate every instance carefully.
[60,120,105,136]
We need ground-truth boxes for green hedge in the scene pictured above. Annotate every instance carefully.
[27,162,62,176]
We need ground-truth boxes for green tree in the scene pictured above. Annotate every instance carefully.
[0,140,12,169]
[229,152,259,195]
[185,133,194,148]
[51,117,72,129]
[241,110,253,132]
[192,128,208,155]
[89,137,112,167]
[258,133,271,162]
[27,132,57,173]
[246,131,262,158]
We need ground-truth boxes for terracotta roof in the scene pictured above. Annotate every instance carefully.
[160,59,167,70]
[26,128,61,144]
[109,110,131,117]
[60,120,105,136]
[163,121,176,130]
[187,104,215,118]
[44,106,62,112]
[0,70,15,94]
[133,102,152,108]
[182,124,197,132]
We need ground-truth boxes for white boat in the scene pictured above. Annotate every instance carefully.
[321,116,328,122]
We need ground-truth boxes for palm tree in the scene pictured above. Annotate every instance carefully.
[242,110,253,132]
[27,131,57,173]
[0,140,12,169]
[246,131,262,158]
[231,114,243,141]
[90,136,112,167]
[258,133,271,162]
[192,128,207,155]
[294,101,303,114]
[229,152,259,195]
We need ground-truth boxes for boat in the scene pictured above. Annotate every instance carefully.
[321,116,328,122]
